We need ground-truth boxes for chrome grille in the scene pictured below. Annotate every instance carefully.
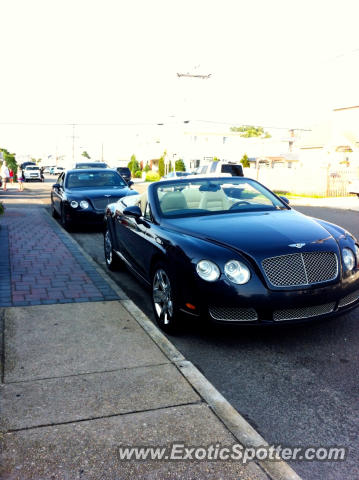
[273,302,336,321]
[91,197,119,210]
[338,290,359,308]
[262,252,338,287]
[209,306,258,322]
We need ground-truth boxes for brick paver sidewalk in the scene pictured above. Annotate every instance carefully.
[0,208,120,307]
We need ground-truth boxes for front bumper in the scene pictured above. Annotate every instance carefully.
[179,270,359,325]
[64,205,105,225]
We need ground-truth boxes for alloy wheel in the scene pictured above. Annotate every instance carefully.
[152,268,174,326]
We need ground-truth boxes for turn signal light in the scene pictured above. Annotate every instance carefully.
[185,303,196,310]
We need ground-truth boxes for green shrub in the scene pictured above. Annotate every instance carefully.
[0,202,5,216]
[144,163,151,172]
[134,170,142,178]
[145,171,161,182]
[175,159,186,171]
[128,154,140,175]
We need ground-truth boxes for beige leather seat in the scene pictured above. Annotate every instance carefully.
[183,188,202,208]
[198,189,231,211]
[160,192,188,213]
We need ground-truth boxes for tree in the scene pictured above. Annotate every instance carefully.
[81,151,91,159]
[158,153,165,177]
[230,125,271,138]
[175,159,186,172]
[240,153,250,168]
[128,154,140,175]
[0,148,17,173]
[144,162,151,172]
[212,156,220,162]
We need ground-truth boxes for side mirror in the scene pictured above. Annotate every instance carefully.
[127,180,134,187]
[123,205,142,218]
[280,196,290,205]
[52,183,61,189]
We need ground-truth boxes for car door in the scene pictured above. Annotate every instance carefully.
[114,199,158,280]
[52,173,65,214]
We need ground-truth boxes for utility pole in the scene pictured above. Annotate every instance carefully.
[176,70,212,170]
[68,124,79,163]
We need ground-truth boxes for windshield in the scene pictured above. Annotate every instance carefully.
[26,167,40,171]
[75,163,108,169]
[154,178,288,217]
[66,171,127,189]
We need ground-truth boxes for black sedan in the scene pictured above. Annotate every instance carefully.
[104,176,359,333]
[51,168,138,230]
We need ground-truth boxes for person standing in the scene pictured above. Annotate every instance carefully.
[17,169,24,191]
[9,168,14,185]
[0,162,10,191]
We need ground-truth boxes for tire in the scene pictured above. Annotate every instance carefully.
[60,205,72,231]
[151,263,181,334]
[104,227,122,270]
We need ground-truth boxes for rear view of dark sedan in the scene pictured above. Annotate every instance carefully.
[51,168,138,230]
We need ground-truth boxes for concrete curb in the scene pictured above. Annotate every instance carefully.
[43,208,302,480]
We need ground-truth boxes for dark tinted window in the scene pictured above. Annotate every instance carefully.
[75,163,108,169]
[221,164,243,176]
[66,171,126,188]
[117,167,131,175]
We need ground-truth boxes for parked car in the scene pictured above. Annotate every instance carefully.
[161,171,194,180]
[348,179,359,197]
[50,166,66,175]
[116,167,132,183]
[196,162,244,177]
[23,165,42,182]
[104,176,359,333]
[74,162,109,169]
[51,168,137,230]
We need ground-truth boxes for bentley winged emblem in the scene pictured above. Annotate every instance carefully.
[289,243,306,249]
[104,195,111,197]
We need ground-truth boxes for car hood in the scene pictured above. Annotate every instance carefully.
[165,209,340,258]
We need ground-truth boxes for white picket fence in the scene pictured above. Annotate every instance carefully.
[243,166,359,197]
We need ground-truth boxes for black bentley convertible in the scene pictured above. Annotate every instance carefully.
[51,168,138,230]
[104,176,359,333]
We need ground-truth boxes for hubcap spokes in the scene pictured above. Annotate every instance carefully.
[153,269,173,325]
[105,231,112,264]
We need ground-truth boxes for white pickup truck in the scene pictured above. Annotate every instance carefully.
[23,165,42,182]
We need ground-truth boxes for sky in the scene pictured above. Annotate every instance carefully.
[1,0,359,160]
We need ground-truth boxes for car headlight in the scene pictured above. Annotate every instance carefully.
[70,200,78,208]
[224,260,251,284]
[342,248,355,271]
[196,260,220,282]
[80,200,89,209]
[355,245,359,266]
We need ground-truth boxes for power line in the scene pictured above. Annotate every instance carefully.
[0,119,310,130]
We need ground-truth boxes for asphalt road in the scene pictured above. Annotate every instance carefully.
[18,178,359,480]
